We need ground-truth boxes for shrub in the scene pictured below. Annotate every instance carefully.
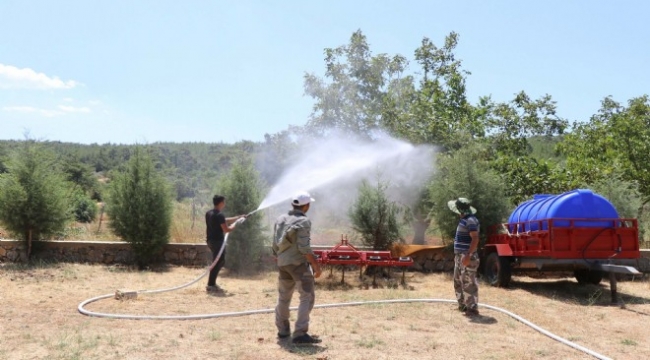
[215,157,267,273]
[71,190,98,223]
[429,146,511,245]
[348,177,403,250]
[107,147,172,268]
[0,143,71,259]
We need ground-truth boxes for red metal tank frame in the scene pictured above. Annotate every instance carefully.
[486,218,640,260]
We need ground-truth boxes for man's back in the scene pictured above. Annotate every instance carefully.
[273,210,313,267]
[206,209,225,242]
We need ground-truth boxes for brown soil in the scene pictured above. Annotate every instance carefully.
[1,263,649,360]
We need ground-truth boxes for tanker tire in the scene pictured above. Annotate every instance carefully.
[484,252,512,287]
[574,269,603,285]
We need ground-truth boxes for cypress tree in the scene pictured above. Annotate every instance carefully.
[0,142,71,259]
[107,147,172,268]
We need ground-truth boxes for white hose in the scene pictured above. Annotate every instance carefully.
[78,225,612,360]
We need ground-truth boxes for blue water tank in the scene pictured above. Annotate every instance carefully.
[508,189,619,232]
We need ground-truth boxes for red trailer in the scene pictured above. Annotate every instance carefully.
[482,217,641,301]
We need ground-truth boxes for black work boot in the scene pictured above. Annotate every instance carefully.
[292,333,322,344]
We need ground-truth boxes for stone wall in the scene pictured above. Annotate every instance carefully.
[0,240,455,272]
[0,240,211,267]
[409,249,455,272]
[0,240,647,273]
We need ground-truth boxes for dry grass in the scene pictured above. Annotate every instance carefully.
[1,263,649,360]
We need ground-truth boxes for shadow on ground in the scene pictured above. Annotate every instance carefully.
[507,278,650,306]
[276,338,327,356]
[469,314,498,325]
[102,263,174,273]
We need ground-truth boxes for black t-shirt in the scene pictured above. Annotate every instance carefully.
[206,209,226,242]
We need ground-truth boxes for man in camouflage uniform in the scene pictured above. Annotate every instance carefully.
[448,197,480,317]
[273,191,323,344]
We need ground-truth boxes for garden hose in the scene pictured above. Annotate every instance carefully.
[78,217,612,360]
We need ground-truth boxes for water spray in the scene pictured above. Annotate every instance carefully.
[76,133,612,359]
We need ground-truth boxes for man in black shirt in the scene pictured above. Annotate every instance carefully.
[206,195,245,293]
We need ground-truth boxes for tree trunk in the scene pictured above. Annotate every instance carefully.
[191,198,196,230]
[637,199,649,220]
[412,219,429,245]
[27,229,32,261]
[638,199,649,245]
[96,204,104,234]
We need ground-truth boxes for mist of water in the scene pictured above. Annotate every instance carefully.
[255,132,436,214]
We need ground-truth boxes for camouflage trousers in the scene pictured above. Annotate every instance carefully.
[454,253,480,311]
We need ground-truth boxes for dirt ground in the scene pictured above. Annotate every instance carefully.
[1,262,649,360]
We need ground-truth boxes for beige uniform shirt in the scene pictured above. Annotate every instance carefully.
[272,210,314,267]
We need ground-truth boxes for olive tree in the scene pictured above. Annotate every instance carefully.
[429,146,510,245]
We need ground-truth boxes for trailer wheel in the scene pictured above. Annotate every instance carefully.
[574,269,604,285]
[484,252,512,287]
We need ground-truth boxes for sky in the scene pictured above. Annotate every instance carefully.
[1,1,648,145]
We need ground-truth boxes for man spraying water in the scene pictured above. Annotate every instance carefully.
[205,195,246,294]
[272,191,322,344]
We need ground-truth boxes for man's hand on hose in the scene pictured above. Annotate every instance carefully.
[310,260,322,278]
[306,254,322,278]
[312,264,323,278]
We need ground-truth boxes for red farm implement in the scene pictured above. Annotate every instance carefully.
[313,236,414,285]
[482,217,642,302]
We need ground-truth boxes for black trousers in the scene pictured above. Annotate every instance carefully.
[207,240,226,286]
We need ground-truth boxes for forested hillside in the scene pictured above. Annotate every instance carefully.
[0,139,285,202]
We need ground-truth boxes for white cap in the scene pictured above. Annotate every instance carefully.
[291,191,315,206]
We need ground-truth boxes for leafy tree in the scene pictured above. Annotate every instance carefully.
[60,155,102,200]
[107,147,173,268]
[173,177,197,201]
[490,156,574,206]
[0,143,72,259]
[348,177,403,250]
[386,33,482,151]
[483,92,568,157]
[215,157,267,273]
[70,190,98,223]
[588,177,641,219]
[303,29,409,138]
[429,145,510,244]
[384,33,485,242]
[408,186,436,245]
[559,96,650,217]
[476,92,569,205]
[0,144,7,174]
